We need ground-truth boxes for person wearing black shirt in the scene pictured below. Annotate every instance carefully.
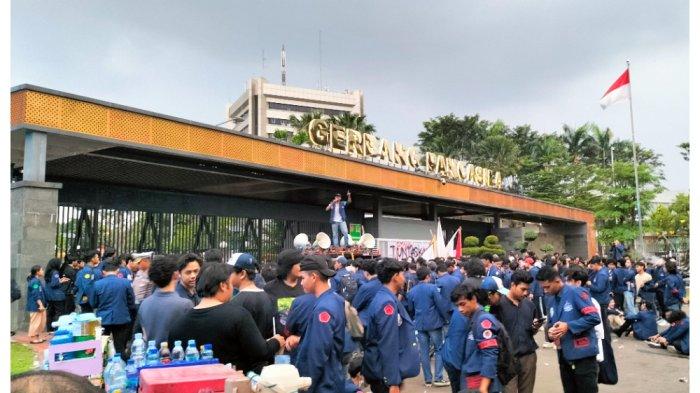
[264,249,305,334]
[169,263,285,374]
[494,270,541,393]
[229,253,275,339]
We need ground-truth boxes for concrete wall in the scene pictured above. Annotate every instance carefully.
[11,182,61,331]
[377,216,436,240]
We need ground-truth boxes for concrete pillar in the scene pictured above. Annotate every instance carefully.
[11,181,62,331]
[364,196,383,238]
[492,212,502,232]
[23,131,48,182]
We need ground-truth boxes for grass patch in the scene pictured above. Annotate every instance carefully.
[11,342,37,375]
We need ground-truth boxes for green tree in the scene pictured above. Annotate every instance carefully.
[590,125,613,165]
[329,113,376,134]
[474,133,521,177]
[560,123,595,163]
[272,129,292,141]
[416,114,490,160]
[678,142,689,161]
[289,111,323,134]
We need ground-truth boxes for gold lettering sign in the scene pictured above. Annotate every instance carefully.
[306,120,504,189]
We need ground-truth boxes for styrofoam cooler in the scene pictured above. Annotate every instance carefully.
[139,363,249,393]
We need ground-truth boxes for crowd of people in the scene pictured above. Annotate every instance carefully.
[21,240,690,393]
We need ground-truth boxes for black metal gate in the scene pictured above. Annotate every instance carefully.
[55,205,330,263]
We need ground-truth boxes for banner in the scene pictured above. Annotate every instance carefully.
[377,238,432,260]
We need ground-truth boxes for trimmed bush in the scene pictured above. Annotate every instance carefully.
[483,235,500,247]
[524,229,539,242]
[464,236,480,247]
[540,243,554,253]
[462,247,482,256]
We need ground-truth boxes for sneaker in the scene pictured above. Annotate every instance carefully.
[647,341,662,348]
[433,380,451,387]
[424,382,433,387]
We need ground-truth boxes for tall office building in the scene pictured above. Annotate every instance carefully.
[226,77,363,137]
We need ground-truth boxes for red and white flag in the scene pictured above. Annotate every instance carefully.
[454,227,462,259]
[599,69,630,109]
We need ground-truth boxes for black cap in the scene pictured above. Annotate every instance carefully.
[300,255,336,277]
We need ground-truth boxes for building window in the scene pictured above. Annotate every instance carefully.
[268,117,290,126]
[267,102,349,117]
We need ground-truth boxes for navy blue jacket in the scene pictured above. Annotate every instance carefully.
[662,318,689,355]
[403,271,418,291]
[44,270,66,301]
[650,267,667,289]
[352,278,382,326]
[451,269,463,282]
[502,269,513,289]
[353,269,368,286]
[344,380,362,393]
[463,308,500,381]
[406,282,450,331]
[89,275,135,325]
[436,274,461,311]
[529,266,543,297]
[287,294,317,364]
[663,274,685,307]
[25,277,46,312]
[546,285,600,361]
[441,310,469,370]
[627,310,657,340]
[296,289,346,393]
[328,201,348,223]
[362,286,420,386]
[116,266,133,281]
[75,265,101,305]
[486,265,502,279]
[589,267,611,306]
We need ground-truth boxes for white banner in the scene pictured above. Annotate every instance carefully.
[377,238,432,260]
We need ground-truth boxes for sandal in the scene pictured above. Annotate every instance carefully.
[30,339,45,344]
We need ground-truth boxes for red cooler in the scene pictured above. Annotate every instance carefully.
[139,363,248,393]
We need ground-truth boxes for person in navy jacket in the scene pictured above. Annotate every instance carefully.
[285,293,316,364]
[44,258,71,331]
[352,259,381,327]
[436,262,461,312]
[406,266,451,387]
[362,259,420,393]
[26,265,47,344]
[90,260,135,359]
[75,250,101,313]
[441,306,470,393]
[662,260,686,311]
[537,265,600,393]
[651,310,689,355]
[286,256,346,393]
[613,302,657,340]
[451,283,501,393]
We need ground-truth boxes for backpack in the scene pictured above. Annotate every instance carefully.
[339,273,359,302]
[471,311,520,386]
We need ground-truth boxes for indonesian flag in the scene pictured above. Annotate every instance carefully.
[599,69,630,109]
[454,227,462,259]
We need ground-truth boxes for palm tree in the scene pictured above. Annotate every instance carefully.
[288,111,323,134]
[329,113,376,134]
[591,125,613,165]
[561,123,594,162]
[678,142,689,161]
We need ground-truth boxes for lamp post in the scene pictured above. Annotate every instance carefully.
[610,146,615,186]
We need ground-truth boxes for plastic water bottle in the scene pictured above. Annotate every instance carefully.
[171,340,185,362]
[146,340,159,366]
[103,356,114,390]
[105,354,126,392]
[130,333,146,368]
[185,339,199,361]
[200,344,213,360]
[42,349,50,370]
[159,342,171,364]
[125,358,138,393]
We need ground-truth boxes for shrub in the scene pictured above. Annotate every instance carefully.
[464,236,480,247]
[540,243,554,254]
[483,235,500,247]
[524,229,539,242]
[514,241,529,250]
[462,247,482,256]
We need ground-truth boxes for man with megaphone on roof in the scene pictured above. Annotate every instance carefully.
[326,190,352,247]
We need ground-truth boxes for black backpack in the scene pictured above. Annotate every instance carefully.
[471,311,520,386]
[339,273,359,302]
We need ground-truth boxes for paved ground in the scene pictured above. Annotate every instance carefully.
[403,331,689,393]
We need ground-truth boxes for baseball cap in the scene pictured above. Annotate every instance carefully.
[481,276,509,296]
[132,252,154,263]
[300,255,336,278]
[336,256,349,266]
[524,257,534,266]
[227,253,256,270]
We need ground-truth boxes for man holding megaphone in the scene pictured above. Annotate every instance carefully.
[326,190,352,247]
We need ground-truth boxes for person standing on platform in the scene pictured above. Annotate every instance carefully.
[537,265,600,393]
[326,191,352,247]
[175,253,202,306]
[287,255,346,393]
[90,260,135,358]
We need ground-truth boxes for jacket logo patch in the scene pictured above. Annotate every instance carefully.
[318,311,331,324]
[84,273,91,279]
[480,319,492,329]
[482,329,493,339]
[574,337,590,348]
[383,304,394,316]
[563,302,573,312]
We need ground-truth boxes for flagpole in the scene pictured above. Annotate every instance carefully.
[626,60,646,255]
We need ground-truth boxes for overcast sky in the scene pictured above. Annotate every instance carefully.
[11,0,689,192]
